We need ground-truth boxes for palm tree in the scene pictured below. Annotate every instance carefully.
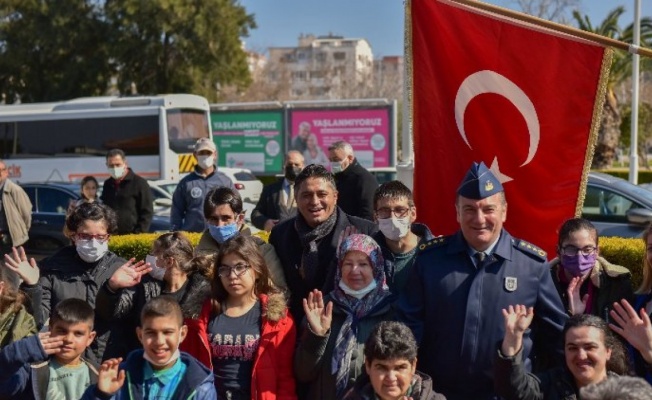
[573,7,652,169]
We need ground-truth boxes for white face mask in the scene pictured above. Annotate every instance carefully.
[108,166,125,179]
[331,161,343,174]
[146,255,166,281]
[143,343,181,367]
[378,216,411,241]
[76,239,109,263]
[196,155,214,170]
[338,279,377,299]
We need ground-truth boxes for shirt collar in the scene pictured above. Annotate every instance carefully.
[143,358,182,385]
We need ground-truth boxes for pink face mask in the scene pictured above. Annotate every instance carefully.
[561,253,597,277]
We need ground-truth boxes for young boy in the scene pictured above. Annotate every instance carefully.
[344,321,446,400]
[82,296,216,400]
[0,298,98,399]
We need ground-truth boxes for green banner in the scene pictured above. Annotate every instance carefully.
[211,110,284,174]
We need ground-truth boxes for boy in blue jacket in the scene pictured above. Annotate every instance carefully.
[82,295,216,400]
[0,298,98,399]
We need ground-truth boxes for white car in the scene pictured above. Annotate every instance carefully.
[219,167,263,203]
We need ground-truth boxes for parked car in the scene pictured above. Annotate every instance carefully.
[582,172,652,238]
[21,182,171,256]
[148,179,176,209]
[220,167,263,203]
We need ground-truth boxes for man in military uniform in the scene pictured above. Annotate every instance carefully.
[397,161,567,400]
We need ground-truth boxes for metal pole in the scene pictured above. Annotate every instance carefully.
[629,0,641,184]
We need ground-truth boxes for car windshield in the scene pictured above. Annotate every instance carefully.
[234,172,257,181]
[159,184,177,196]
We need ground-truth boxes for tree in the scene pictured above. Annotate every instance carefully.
[511,0,580,23]
[574,7,652,169]
[105,0,256,101]
[0,0,112,102]
[620,102,652,168]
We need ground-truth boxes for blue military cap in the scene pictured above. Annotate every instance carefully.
[457,161,503,199]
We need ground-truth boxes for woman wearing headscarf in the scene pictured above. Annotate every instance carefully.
[294,233,393,399]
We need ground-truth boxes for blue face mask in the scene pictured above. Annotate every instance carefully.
[208,222,239,244]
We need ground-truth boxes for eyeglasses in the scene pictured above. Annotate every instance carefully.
[561,245,597,256]
[217,263,250,278]
[375,207,411,219]
[74,233,110,243]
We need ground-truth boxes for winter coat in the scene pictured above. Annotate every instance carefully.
[195,224,288,289]
[170,167,234,232]
[251,179,297,230]
[0,334,98,400]
[294,294,394,400]
[269,207,378,321]
[2,179,32,246]
[333,158,378,221]
[101,168,153,234]
[96,272,211,358]
[184,292,297,400]
[550,256,634,320]
[343,371,446,400]
[21,246,126,362]
[80,350,216,400]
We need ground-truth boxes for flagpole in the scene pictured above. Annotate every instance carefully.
[448,0,652,58]
[629,0,641,184]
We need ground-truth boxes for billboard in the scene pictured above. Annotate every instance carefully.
[211,110,284,174]
[288,107,394,169]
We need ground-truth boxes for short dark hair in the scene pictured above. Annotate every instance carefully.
[106,149,126,160]
[65,202,118,235]
[580,376,652,400]
[204,187,243,216]
[141,296,183,326]
[364,321,418,364]
[374,180,414,209]
[557,218,598,249]
[51,298,95,330]
[294,164,336,193]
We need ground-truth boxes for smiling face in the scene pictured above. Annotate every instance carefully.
[219,252,257,300]
[50,320,96,366]
[565,326,611,387]
[366,358,417,400]
[456,192,507,251]
[297,177,338,228]
[340,250,374,290]
[137,315,187,370]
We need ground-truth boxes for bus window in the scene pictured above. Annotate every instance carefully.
[167,109,210,153]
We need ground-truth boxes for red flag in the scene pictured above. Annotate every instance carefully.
[411,0,611,255]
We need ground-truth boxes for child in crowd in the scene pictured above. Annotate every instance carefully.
[82,296,216,400]
[0,266,36,348]
[0,298,98,399]
[77,176,101,205]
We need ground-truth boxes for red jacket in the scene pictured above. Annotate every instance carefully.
[184,292,297,400]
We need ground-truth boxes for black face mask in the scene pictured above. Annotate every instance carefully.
[285,165,302,181]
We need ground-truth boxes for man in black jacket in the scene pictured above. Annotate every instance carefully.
[101,149,154,234]
[269,164,377,321]
[328,140,378,221]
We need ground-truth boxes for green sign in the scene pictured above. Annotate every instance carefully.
[211,110,284,174]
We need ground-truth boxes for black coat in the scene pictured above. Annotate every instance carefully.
[101,168,153,234]
[251,178,297,230]
[268,207,378,321]
[334,159,378,221]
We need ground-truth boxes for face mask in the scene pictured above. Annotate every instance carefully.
[108,166,125,180]
[284,165,302,181]
[208,223,239,244]
[331,161,343,174]
[142,332,182,367]
[561,253,597,277]
[338,279,377,299]
[197,155,214,170]
[146,255,166,281]
[76,239,109,263]
[378,216,411,241]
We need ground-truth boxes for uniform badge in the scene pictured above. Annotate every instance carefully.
[485,180,494,191]
[504,277,517,292]
[191,187,203,199]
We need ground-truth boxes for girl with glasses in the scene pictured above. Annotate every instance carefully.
[185,235,296,400]
[95,231,212,358]
[550,218,633,319]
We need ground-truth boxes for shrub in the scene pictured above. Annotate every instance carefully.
[598,236,645,289]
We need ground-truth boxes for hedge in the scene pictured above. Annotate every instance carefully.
[597,169,652,184]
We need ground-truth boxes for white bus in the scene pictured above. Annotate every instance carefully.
[0,94,210,183]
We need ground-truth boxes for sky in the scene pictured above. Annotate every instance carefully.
[239,0,651,58]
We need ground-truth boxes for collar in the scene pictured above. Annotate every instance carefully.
[143,358,183,385]
[283,178,293,189]
[449,230,513,261]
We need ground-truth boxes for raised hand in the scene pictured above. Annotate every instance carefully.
[38,332,64,355]
[501,305,534,357]
[97,358,125,395]
[107,259,152,291]
[302,289,333,337]
[567,275,589,315]
[609,299,652,363]
[3,246,39,285]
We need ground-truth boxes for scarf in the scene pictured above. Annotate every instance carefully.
[294,207,338,287]
[330,234,390,397]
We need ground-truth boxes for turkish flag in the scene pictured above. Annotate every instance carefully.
[412,0,611,255]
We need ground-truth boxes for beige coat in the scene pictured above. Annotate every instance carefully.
[3,179,31,246]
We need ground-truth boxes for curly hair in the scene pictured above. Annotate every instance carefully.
[65,202,118,236]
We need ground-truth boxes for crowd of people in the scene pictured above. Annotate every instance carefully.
[2,138,652,399]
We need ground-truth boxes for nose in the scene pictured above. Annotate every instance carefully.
[577,348,588,359]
